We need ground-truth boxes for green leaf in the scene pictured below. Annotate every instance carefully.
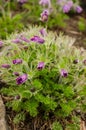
[13,112,25,124]
[11,100,22,112]
[24,98,38,117]
[33,79,42,89]
[35,94,57,110]
[21,90,32,99]
[52,122,63,130]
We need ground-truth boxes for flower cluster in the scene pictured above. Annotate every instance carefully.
[39,0,51,7]
[12,35,30,44]
[57,0,82,13]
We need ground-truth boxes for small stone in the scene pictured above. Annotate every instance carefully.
[0,95,8,130]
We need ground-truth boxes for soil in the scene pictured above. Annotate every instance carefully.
[54,12,86,49]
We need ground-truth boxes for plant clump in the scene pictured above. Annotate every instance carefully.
[0,26,86,128]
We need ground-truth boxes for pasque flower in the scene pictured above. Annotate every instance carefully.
[39,28,47,37]
[2,64,11,69]
[37,62,45,70]
[0,41,3,47]
[16,74,28,85]
[20,35,30,43]
[39,0,51,7]
[62,2,73,13]
[57,0,73,13]
[13,72,20,76]
[75,5,82,13]
[40,10,49,22]
[31,36,45,44]
[62,4,71,13]
[14,95,20,100]
[60,69,68,77]
[83,59,86,65]
[12,59,23,64]
[73,59,79,64]
[12,38,21,44]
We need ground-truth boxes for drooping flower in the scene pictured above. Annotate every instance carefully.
[37,62,45,70]
[60,69,68,77]
[31,36,45,44]
[12,59,23,64]
[14,95,20,100]
[16,74,28,85]
[62,4,71,13]
[75,5,83,13]
[83,59,86,65]
[13,72,20,76]
[20,35,30,43]
[39,28,47,37]
[2,64,11,69]
[0,41,3,47]
[39,0,51,7]
[57,0,73,13]
[73,59,79,64]
[12,38,21,44]
[67,1,73,8]
[40,10,49,22]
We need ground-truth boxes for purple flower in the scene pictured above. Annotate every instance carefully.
[40,10,49,22]
[12,38,21,44]
[17,0,27,4]
[2,64,11,69]
[39,0,51,7]
[75,6,82,13]
[20,35,30,43]
[13,72,20,76]
[83,59,86,65]
[16,74,28,85]
[60,69,68,77]
[37,62,45,70]
[31,36,45,44]
[12,59,23,64]
[73,59,79,64]
[0,41,3,47]
[14,95,20,100]
[39,28,47,37]
[62,4,71,13]
[67,1,73,8]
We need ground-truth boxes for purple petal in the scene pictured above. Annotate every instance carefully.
[73,59,79,64]
[12,38,21,44]
[60,69,68,77]
[76,6,83,13]
[31,36,45,44]
[16,74,28,85]
[37,62,45,70]
[0,41,3,47]
[39,28,47,37]
[83,59,86,65]
[12,59,22,64]
[20,35,30,43]
[13,72,20,76]
[2,64,11,69]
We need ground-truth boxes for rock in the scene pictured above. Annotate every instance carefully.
[0,95,8,130]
